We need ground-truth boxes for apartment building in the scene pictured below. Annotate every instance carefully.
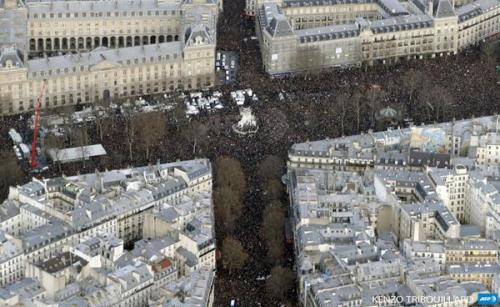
[448,263,500,290]
[0,160,212,288]
[256,0,499,75]
[427,165,469,221]
[0,0,220,115]
[445,238,499,264]
[287,116,500,306]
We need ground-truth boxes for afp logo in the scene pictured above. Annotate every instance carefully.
[477,293,498,305]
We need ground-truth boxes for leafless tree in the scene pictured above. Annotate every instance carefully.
[263,179,284,202]
[44,133,65,172]
[266,266,294,300]
[215,156,247,197]
[72,124,90,168]
[400,69,424,106]
[420,85,455,122]
[351,92,363,133]
[365,90,386,128]
[93,99,113,142]
[261,206,285,265]
[213,186,243,233]
[257,155,285,181]
[182,120,209,156]
[221,236,248,274]
[122,106,139,161]
[135,112,167,160]
[336,92,349,136]
[0,150,24,199]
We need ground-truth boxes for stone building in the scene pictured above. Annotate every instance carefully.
[0,0,220,115]
[256,0,499,75]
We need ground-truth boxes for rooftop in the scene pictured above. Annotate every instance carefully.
[36,251,88,274]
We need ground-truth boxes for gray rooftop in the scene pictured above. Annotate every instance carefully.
[435,0,455,18]
[25,0,179,15]
[448,263,500,274]
[108,262,154,292]
[27,42,183,78]
[456,0,499,22]
[445,238,498,250]
[370,14,433,33]
[297,23,360,42]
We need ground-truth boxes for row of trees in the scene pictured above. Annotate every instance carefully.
[215,155,295,302]
[257,156,295,301]
[214,156,246,234]
[212,157,249,289]
[0,150,24,199]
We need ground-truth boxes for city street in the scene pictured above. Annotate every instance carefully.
[0,0,499,305]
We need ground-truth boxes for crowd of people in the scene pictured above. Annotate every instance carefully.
[0,0,498,304]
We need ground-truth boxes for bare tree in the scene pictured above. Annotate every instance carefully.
[94,100,112,142]
[0,150,24,199]
[169,102,188,130]
[351,92,363,133]
[365,90,385,128]
[420,85,455,122]
[401,69,424,106]
[72,124,90,168]
[221,236,248,274]
[215,156,246,197]
[44,133,65,172]
[135,112,167,160]
[263,179,284,202]
[213,186,243,233]
[60,105,76,145]
[261,206,285,265]
[122,106,139,161]
[266,266,294,300]
[182,120,209,156]
[336,92,349,136]
[257,155,285,181]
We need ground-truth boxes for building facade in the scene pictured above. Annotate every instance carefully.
[287,116,500,306]
[0,0,220,115]
[256,0,500,75]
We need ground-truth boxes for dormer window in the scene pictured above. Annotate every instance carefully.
[195,36,204,45]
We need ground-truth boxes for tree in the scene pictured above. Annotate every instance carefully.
[481,41,496,66]
[266,266,294,300]
[122,106,139,161]
[261,206,285,264]
[365,90,386,128]
[93,101,113,142]
[263,178,284,202]
[44,133,65,172]
[71,124,90,168]
[215,156,246,197]
[401,69,424,107]
[420,85,455,122]
[60,105,76,145]
[221,236,248,274]
[257,155,284,181]
[213,186,243,233]
[336,92,349,136]
[351,92,363,133]
[0,150,24,200]
[182,120,209,156]
[135,112,167,160]
[169,102,188,130]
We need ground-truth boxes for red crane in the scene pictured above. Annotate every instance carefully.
[31,80,47,170]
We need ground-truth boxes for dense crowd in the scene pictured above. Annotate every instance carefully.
[0,0,498,304]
